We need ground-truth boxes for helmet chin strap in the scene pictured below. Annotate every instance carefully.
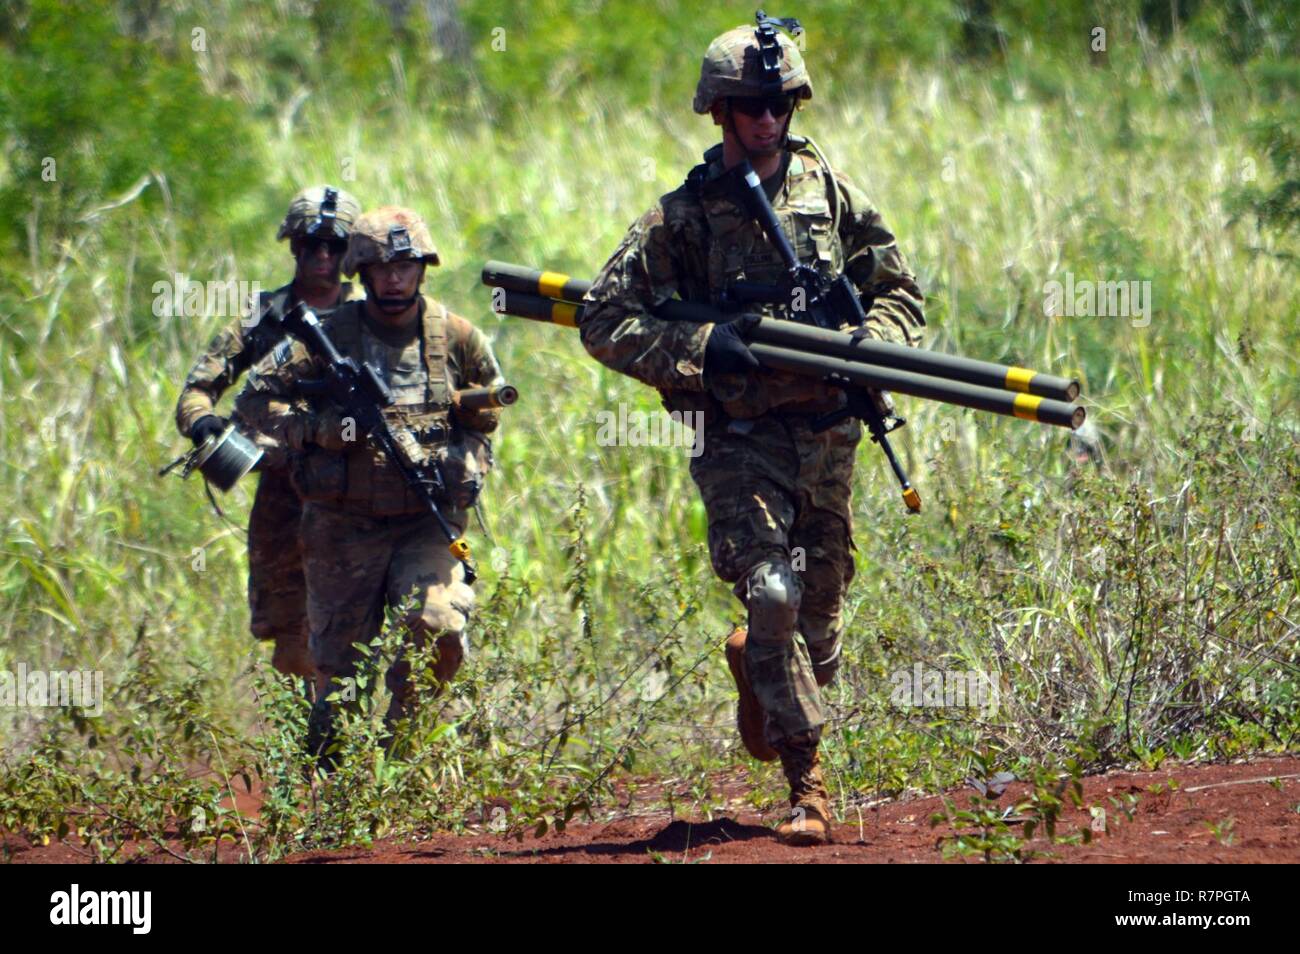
[361,266,423,313]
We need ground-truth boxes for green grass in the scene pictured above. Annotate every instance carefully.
[0,11,1297,861]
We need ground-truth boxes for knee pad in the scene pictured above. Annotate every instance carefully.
[744,559,802,646]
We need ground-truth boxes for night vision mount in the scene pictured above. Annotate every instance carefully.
[388,225,413,255]
[754,10,803,94]
[306,186,341,237]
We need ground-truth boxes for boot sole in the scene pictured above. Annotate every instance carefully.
[777,828,832,847]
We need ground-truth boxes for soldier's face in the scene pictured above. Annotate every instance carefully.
[363,260,425,319]
[714,97,791,157]
[292,237,346,289]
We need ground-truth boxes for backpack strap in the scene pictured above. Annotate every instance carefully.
[420,298,451,407]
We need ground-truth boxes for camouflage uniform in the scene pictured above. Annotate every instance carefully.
[176,283,353,441]
[174,186,361,677]
[234,208,504,735]
[579,23,925,815]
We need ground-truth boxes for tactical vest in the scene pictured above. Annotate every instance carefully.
[295,298,454,515]
[685,138,846,419]
[693,138,844,300]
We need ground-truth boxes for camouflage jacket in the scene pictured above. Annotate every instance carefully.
[579,137,925,418]
[234,297,504,515]
[173,281,357,438]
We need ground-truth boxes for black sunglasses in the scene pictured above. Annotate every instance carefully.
[299,237,347,257]
[729,94,797,119]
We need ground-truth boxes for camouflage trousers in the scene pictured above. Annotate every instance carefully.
[690,411,861,745]
[299,502,474,714]
[247,467,309,668]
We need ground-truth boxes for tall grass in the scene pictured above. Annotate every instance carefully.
[1,24,1296,858]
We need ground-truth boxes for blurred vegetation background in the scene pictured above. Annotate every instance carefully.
[0,0,1297,859]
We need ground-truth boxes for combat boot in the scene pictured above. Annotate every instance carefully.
[773,733,833,846]
[724,627,778,762]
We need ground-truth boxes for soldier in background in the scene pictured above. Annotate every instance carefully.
[175,186,362,679]
[235,206,504,766]
[578,19,924,844]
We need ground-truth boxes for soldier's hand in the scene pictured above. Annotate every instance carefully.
[190,415,227,447]
[704,314,762,380]
[309,408,354,451]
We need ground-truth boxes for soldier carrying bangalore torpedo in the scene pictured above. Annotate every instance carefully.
[577,13,925,845]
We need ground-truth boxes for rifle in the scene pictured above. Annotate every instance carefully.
[285,303,487,583]
[241,297,289,366]
[720,157,919,509]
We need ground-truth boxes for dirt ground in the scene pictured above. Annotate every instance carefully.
[6,754,1298,864]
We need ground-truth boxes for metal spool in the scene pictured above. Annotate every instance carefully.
[193,424,263,491]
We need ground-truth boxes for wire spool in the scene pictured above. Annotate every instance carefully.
[193,424,263,491]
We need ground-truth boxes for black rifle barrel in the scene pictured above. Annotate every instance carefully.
[491,289,1084,429]
[482,261,1080,402]
[738,162,802,271]
[454,384,519,410]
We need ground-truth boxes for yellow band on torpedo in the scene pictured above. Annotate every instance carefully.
[1012,393,1043,421]
[537,271,573,300]
[551,301,578,327]
[1005,366,1036,393]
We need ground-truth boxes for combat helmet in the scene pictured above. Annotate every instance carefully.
[693,11,812,114]
[276,185,362,241]
[341,206,441,278]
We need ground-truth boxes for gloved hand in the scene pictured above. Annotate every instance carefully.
[309,407,355,451]
[704,314,762,380]
[190,415,227,447]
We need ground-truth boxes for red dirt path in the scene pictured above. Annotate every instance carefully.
[7,755,1297,863]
